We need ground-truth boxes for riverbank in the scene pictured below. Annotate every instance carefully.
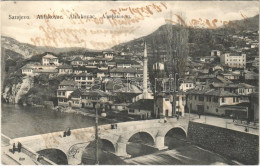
[1,103,116,138]
[52,106,139,123]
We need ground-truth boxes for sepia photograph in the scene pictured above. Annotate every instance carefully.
[1,1,259,165]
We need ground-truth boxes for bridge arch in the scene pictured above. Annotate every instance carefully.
[125,131,157,157]
[164,126,187,138]
[164,127,187,149]
[127,130,155,145]
[81,139,116,165]
[37,148,68,165]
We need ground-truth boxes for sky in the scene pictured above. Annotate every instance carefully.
[1,1,259,50]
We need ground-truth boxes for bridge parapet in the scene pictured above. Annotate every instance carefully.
[10,118,189,165]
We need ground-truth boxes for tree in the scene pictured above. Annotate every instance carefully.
[163,23,189,79]
[163,13,190,117]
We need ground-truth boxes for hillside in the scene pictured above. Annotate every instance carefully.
[112,14,259,56]
[222,14,259,31]
[1,36,94,59]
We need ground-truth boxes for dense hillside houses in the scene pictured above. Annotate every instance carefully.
[16,28,259,122]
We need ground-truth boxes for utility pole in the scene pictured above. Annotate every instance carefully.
[95,102,99,165]
[173,72,178,117]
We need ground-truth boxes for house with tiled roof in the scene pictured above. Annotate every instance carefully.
[73,73,94,89]
[110,68,142,78]
[114,59,140,68]
[87,57,108,66]
[42,53,59,66]
[220,53,246,68]
[127,99,154,119]
[57,86,77,106]
[186,89,246,116]
[73,66,88,74]
[58,80,77,89]
[71,57,86,66]
[57,64,73,75]
[21,63,38,76]
[103,51,114,59]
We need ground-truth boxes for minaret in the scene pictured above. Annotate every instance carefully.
[143,42,148,99]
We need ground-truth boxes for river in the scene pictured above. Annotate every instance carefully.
[1,103,113,139]
[1,103,237,165]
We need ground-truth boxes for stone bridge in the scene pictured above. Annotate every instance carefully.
[11,118,188,165]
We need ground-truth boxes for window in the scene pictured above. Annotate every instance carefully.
[214,97,218,103]
[189,84,192,87]
[82,76,86,80]
[186,84,188,87]
[195,95,197,100]
[216,109,218,112]
[165,98,169,101]
[221,97,225,103]
[199,96,204,101]
[63,92,65,96]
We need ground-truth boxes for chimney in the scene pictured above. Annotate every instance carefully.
[143,42,148,99]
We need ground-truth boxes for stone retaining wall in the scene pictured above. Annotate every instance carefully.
[187,121,259,165]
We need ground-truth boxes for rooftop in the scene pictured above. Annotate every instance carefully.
[81,90,110,97]
[74,73,93,77]
[188,89,238,97]
[57,64,73,69]
[72,57,84,61]
[114,59,140,65]
[58,87,77,91]
[110,68,140,73]
[59,80,77,86]
[21,64,36,69]
[43,54,57,59]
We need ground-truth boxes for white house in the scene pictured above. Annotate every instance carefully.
[21,64,36,76]
[42,54,59,66]
[211,50,221,57]
[220,53,246,68]
[179,80,195,92]
[103,51,114,59]
[153,62,165,71]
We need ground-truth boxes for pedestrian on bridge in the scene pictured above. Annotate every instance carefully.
[17,142,22,153]
[66,128,71,136]
[12,143,16,154]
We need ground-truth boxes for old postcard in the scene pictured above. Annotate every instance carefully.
[1,1,259,165]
